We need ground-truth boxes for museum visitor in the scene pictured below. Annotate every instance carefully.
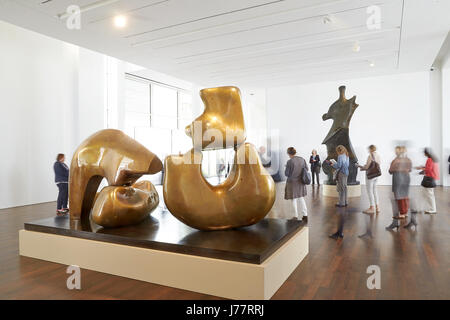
[284,147,308,223]
[309,149,321,186]
[416,148,440,214]
[331,145,350,207]
[53,153,69,216]
[358,145,381,214]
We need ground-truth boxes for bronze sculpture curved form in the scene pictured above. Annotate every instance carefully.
[322,86,360,185]
[69,129,163,224]
[185,86,246,150]
[163,143,276,231]
[91,180,159,228]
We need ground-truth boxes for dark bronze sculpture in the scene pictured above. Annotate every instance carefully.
[322,86,360,185]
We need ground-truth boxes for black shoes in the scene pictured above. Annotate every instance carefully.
[404,221,418,229]
[329,232,344,240]
[385,221,400,231]
[358,232,372,239]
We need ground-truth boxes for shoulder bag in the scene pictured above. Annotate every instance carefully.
[366,154,381,179]
[421,176,436,188]
[301,159,311,185]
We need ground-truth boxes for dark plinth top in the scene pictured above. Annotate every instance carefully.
[24,209,305,264]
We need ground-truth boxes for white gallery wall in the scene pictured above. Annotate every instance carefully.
[0,21,106,209]
[441,57,450,187]
[266,71,445,186]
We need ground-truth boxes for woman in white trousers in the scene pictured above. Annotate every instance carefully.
[416,148,439,214]
[358,145,381,214]
[284,147,308,223]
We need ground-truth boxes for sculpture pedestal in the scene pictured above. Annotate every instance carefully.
[322,184,361,198]
[19,211,308,300]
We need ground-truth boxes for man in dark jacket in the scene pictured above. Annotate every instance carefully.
[54,153,69,215]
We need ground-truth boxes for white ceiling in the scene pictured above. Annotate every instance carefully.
[0,0,449,87]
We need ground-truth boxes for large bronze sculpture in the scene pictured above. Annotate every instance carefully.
[69,129,162,226]
[69,87,275,231]
[163,143,275,231]
[164,86,276,231]
[322,86,360,185]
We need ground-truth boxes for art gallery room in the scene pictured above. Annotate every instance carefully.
[0,0,449,305]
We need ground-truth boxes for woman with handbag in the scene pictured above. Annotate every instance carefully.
[332,145,350,208]
[284,147,309,223]
[309,149,321,186]
[416,148,439,214]
[358,145,381,214]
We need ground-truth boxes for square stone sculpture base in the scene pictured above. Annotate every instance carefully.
[19,213,308,300]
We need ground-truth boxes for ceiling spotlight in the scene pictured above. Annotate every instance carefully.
[352,41,361,52]
[114,15,127,28]
[323,15,332,24]
[369,61,375,67]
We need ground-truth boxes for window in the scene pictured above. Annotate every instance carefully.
[151,84,178,129]
[124,75,194,185]
[124,78,150,137]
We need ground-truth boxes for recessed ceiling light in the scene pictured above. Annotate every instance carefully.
[352,41,361,52]
[114,15,127,28]
[323,15,332,24]
[369,61,375,67]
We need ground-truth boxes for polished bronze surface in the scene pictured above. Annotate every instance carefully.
[185,86,246,150]
[322,86,360,185]
[24,209,303,264]
[69,129,162,223]
[163,143,276,231]
[91,181,159,228]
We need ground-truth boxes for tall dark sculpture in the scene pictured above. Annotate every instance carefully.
[322,86,360,185]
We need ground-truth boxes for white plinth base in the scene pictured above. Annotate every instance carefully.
[322,184,361,198]
[19,227,308,300]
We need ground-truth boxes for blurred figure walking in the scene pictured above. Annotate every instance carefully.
[358,145,381,214]
[390,146,412,218]
[284,147,308,223]
[416,148,439,214]
[386,146,412,230]
[309,149,321,186]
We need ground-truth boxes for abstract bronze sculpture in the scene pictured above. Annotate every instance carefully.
[185,86,246,150]
[163,143,275,231]
[91,181,159,228]
[164,86,276,231]
[69,129,162,226]
[322,86,360,185]
[69,87,274,231]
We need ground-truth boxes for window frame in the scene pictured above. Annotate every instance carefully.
[125,73,191,133]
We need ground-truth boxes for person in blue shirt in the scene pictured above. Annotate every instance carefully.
[332,145,350,207]
[54,153,69,216]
